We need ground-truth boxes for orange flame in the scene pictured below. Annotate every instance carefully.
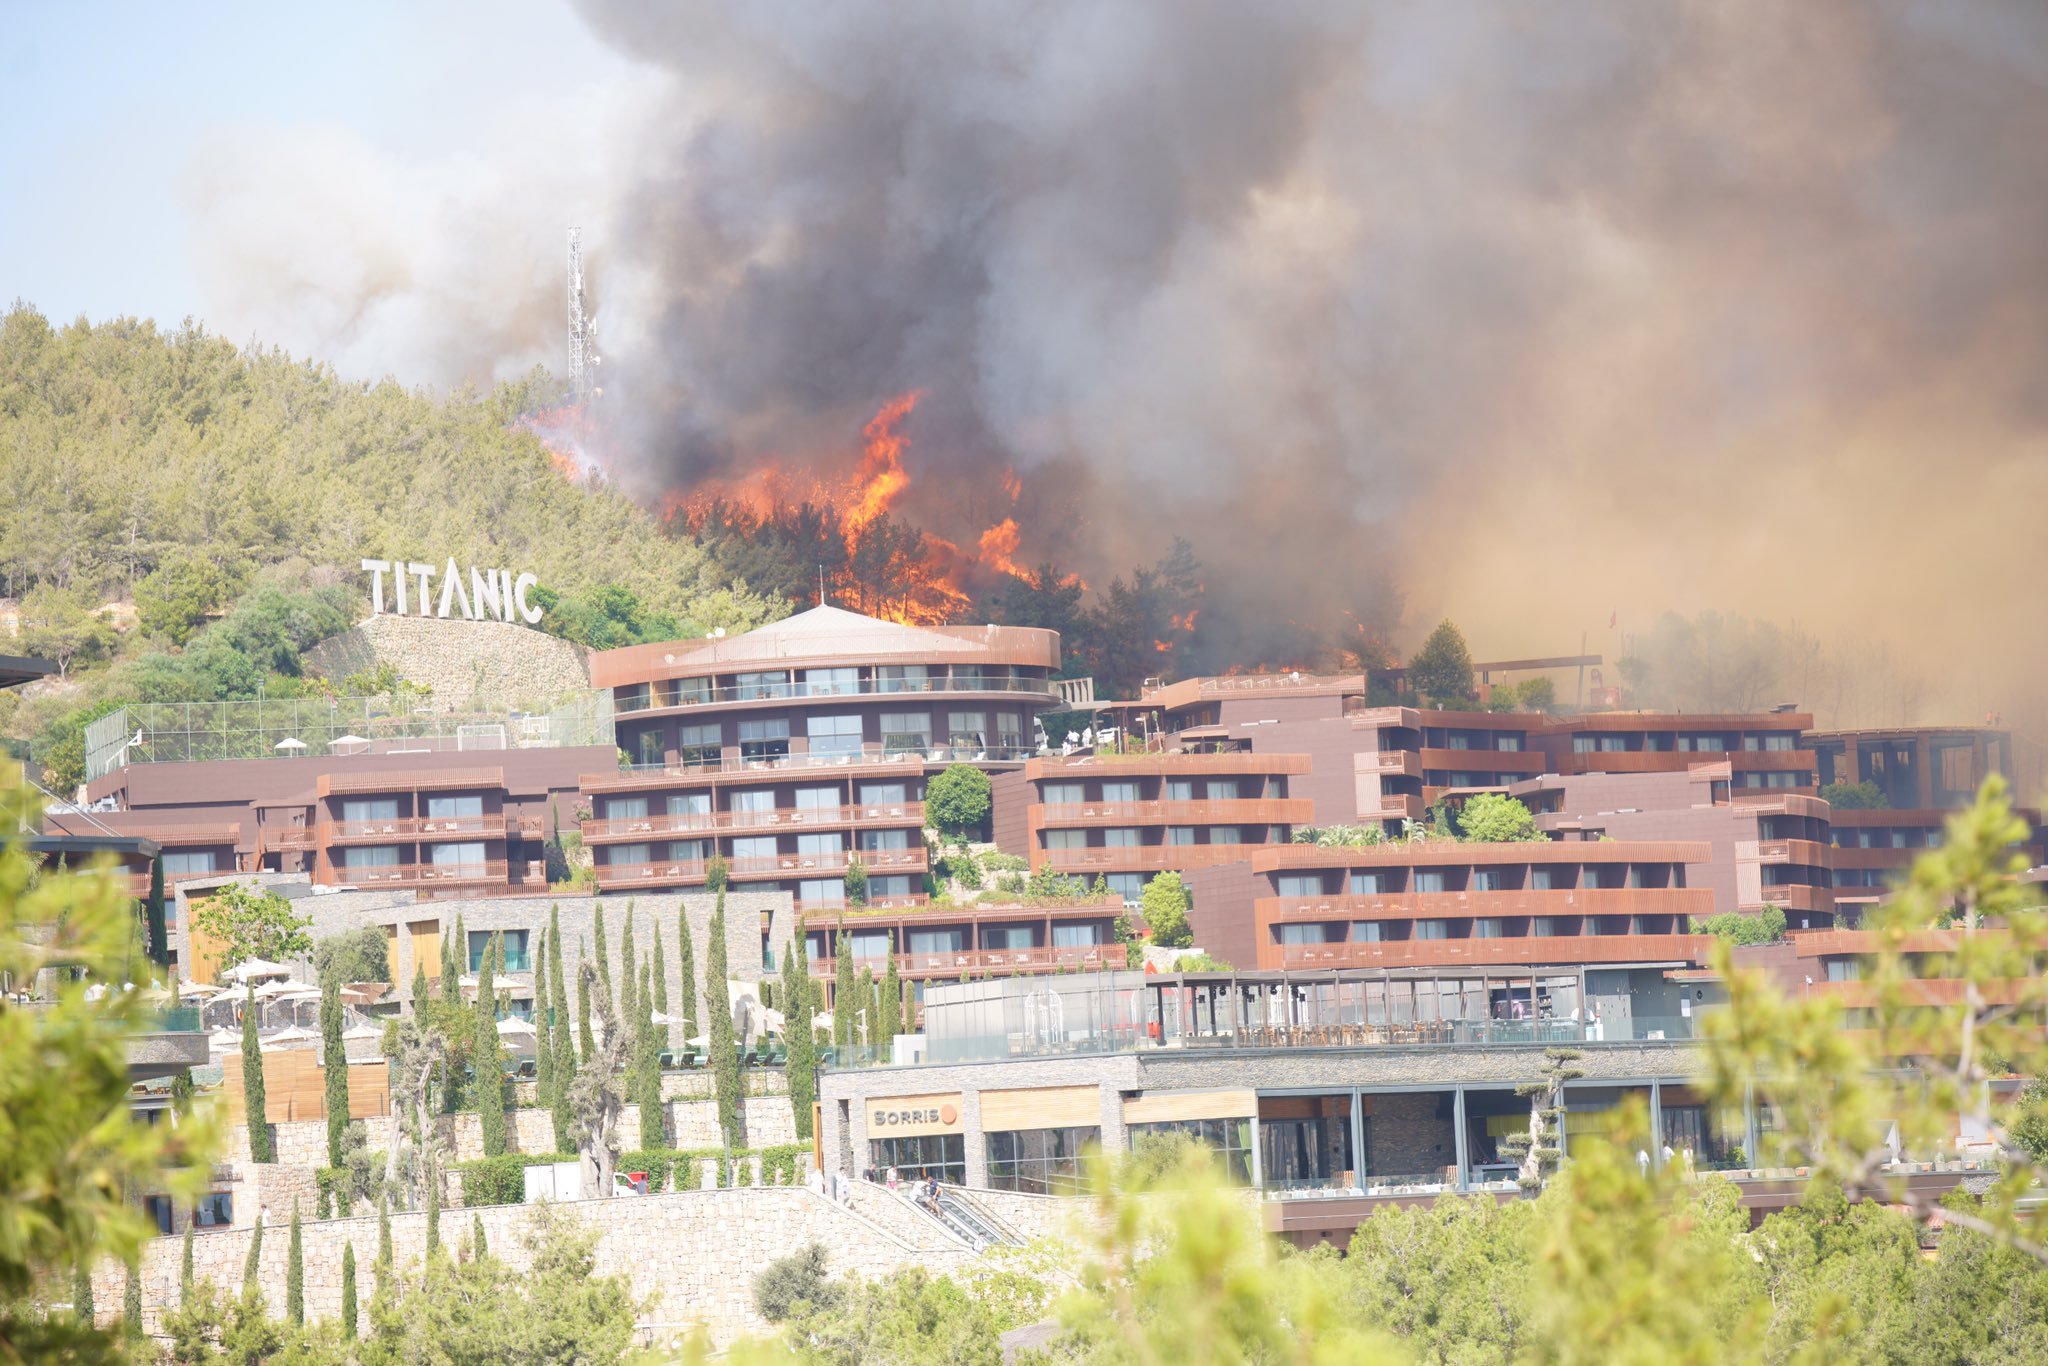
[977,518,1023,576]
[1172,608,1201,633]
[847,391,919,533]
[1000,467,1022,501]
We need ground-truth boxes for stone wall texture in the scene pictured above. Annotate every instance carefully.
[97,1186,982,1346]
[302,614,590,709]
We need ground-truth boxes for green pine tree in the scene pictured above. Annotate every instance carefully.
[72,1258,92,1327]
[320,974,349,1169]
[475,932,507,1158]
[881,945,903,1043]
[651,918,670,1052]
[548,904,571,1060]
[442,913,466,1006]
[242,1210,263,1296]
[577,933,595,1060]
[592,902,613,1013]
[424,1163,441,1259]
[620,900,638,1032]
[636,960,664,1146]
[376,1195,391,1282]
[472,1213,487,1261]
[833,922,855,1049]
[124,1256,141,1339]
[241,984,273,1162]
[286,1201,304,1325]
[181,1221,195,1299]
[145,854,167,969]
[551,918,577,1154]
[340,1241,357,1339]
[783,935,816,1141]
[676,905,698,1043]
[534,925,555,1106]
[706,887,743,1147]
[411,961,429,1017]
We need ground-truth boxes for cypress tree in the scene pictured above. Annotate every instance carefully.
[441,914,464,1006]
[376,1196,391,1282]
[783,935,816,1141]
[534,925,555,1105]
[411,961,429,1017]
[475,932,507,1157]
[181,1221,195,1300]
[340,1242,357,1339]
[241,984,273,1162]
[425,1162,441,1259]
[124,1257,141,1339]
[145,854,167,968]
[652,919,669,1017]
[636,960,664,1146]
[286,1201,304,1325]
[620,900,638,1033]
[833,923,855,1049]
[706,887,743,1147]
[592,902,613,1013]
[676,905,698,1043]
[547,904,570,1060]
[242,1211,263,1296]
[576,933,595,1060]
[881,945,903,1044]
[473,1213,487,1260]
[321,973,349,1168]
[72,1258,92,1327]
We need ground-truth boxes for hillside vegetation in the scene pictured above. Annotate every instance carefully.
[0,304,779,788]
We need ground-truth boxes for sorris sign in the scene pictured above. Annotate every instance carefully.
[361,559,544,624]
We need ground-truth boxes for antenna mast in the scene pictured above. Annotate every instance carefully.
[567,227,598,404]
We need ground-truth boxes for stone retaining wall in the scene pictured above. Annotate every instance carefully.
[302,614,590,709]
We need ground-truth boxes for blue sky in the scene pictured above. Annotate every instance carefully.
[0,0,632,329]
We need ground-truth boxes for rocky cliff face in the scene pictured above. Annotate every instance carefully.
[304,614,590,708]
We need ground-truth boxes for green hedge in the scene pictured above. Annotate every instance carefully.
[455,1154,563,1207]
[455,1143,817,1204]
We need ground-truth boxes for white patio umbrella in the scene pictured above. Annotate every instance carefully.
[253,978,316,999]
[273,738,307,753]
[341,1023,383,1042]
[330,734,371,752]
[261,1025,316,1047]
[496,1017,537,1036]
[222,958,289,984]
[811,1011,835,1031]
[685,1034,709,1048]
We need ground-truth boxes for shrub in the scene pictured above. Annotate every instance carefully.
[1820,781,1887,810]
[754,1243,841,1323]
[759,1143,811,1187]
[924,764,993,839]
[618,1149,673,1193]
[453,1154,559,1207]
[1458,794,1541,843]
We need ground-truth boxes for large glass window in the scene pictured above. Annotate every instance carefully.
[429,841,486,869]
[1103,828,1140,848]
[1129,1118,1252,1185]
[731,836,777,861]
[1276,875,1324,897]
[988,1126,1101,1195]
[739,719,790,761]
[803,667,859,697]
[948,712,988,749]
[859,828,912,851]
[793,786,839,812]
[1041,782,1084,805]
[341,798,400,824]
[1105,873,1145,900]
[678,723,721,766]
[1350,872,1389,895]
[881,712,932,753]
[1415,871,1447,894]
[729,789,774,814]
[1208,827,1243,845]
[868,1134,965,1185]
[798,879,841,903]
[875,664,930,694]
[162,851,217,875]
[604,796,650,821]
[796,832,844,857]
[1207,780,1240,800]
[192,1191,234,1228]
[1167,779,1196,801]
[860,783,910,806]
[468,929,531,973]
[996,712,1023,751]
[668,792,712,818]
[341,846,401,869]
[1167,827,1197,846]
[1415,920,1449,940]
[1045,830,1087,850]
[848,929,892,958]
[807,715,864,757]
[871,875,915,899]
[908,927,967,954]
[1051,924,1104,947]
[1101,781,1140,803]
[608,843,651,866]
[734,671,790,701]
[426,794,483,819]
[984,926,1036,950]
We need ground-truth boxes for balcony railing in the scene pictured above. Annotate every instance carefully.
[1755,839,1832,867]
[323,815,526,844]
[614,673,1058,713]
[1260,888,1716,922]
[1035,798,1311,827]
[1276,933,1709,970]
[582,802,925,844]
[592,847,926,888]
[329,860,507,887]
[261,827,317,852]
[1042,845,1274,873]
[811,945,1116,977]
[585,747,1035,788]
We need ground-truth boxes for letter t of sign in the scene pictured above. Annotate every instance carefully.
[360,560,390,614]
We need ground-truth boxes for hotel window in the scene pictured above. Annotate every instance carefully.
[793,786,838,812]
[1207,779,1241,800]
[162,851,217,875]
[807,714,864,757]
[860,782,909,805]
[1046,830,1087,850]
[996,713,1023,752]
[860,828,912,851]
[1826,958,1861,982]
[1167,827,1196,846]
[1128,1118,1252,1185]
[1473,918,1503,938]
[881,712,932,753]
[1599,735,1629,752]
[985,926,1035,950]
[678,723,721,766]
[803,667,859,697]
[1496,735,1523,751]
[1352,922,1384,943]
[468,929,531,973]
[604,796,650,821]
[731,836,778,861]
[908,927,966,954]
[1534,918,1573,937]
[1415,920,1450,940]
[671,675,713,706]
[738,718,790,761]
[1761,772,1799,789]
[1105,873,1145,900]
[193,1192,234,1229]
[875,664,930,694]
[870,875,915,899]
[734,670,790,701]
[634,730,665,766]
[1277,924,1329,946]
[1101,781,1140,803]
[145,1194,176,1236]
[948,712,988,750]
[1445,734,1471,751]
[427,794,482,819]
[729,789,773,814]
[1415,871,1447,894]
[1572,736,1596,754]
[1208,827,1243,845]
[869,1134,965,1187]
[798,879,840,903]
[795,832,843,857]
[1167,779,1196,801]
[669,839,709,863]
[1473,870,1504,892]
[1042,782,1083,805]
[1531,867,1571,890]
[1350,872,1389,895]
[988,1126,1101,1196]
[1276,875,1323,898]
[608,843,650,866]
[1052,924,1105,947]
[430,842,486,871]
[1103,828,1141,847]
[1679,734,1727,753]
[341,798,400,824]
[341,846,400,869]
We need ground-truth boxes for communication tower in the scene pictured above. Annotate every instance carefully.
[567,227,599,403]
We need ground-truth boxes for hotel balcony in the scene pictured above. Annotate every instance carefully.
[1035,798,1313,828]
[1043,844,1276,874]
[810,944,1118,979]
[322,814,536,845]
[1756,839,1833,867]
[581,747,1034,793]
[581,802,926,845]
[1259,887,1715,923]
[332,860,508,889]
[592,846,928,891]
[612,672,1059,716]
[1277,933,1710,970]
